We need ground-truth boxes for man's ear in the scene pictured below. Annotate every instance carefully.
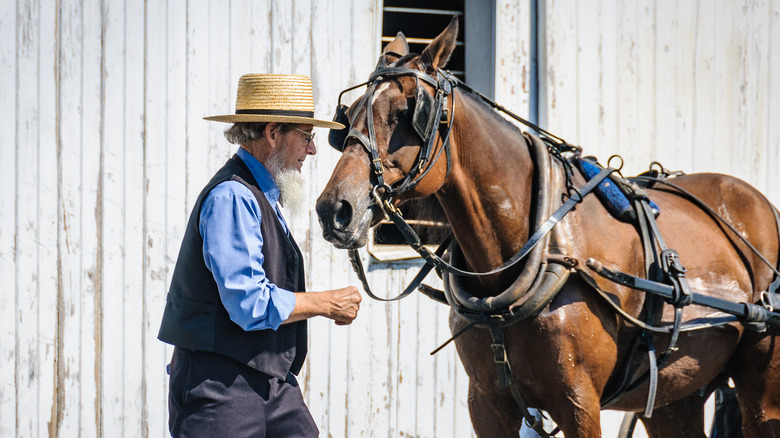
[265,122,280,144]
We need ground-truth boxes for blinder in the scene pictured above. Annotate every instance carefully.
[412,83,437,141]
[328,104,350,151]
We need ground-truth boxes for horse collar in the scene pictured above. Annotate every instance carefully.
[443,133,576,324]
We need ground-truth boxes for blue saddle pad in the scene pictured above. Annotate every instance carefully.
[578,158,659,222]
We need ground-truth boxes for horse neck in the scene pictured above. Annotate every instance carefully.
[436,92,535,284]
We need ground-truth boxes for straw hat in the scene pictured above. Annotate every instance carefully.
[204,74,344,129]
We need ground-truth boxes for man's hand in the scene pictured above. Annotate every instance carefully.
[285,286,362,325]
[324,286,362,325]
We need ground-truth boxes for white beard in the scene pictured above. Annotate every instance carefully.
[274,168,306,218]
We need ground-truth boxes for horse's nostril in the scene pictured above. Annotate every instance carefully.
[334,200,353,230]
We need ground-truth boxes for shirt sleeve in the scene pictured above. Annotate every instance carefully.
[199,181,297,331]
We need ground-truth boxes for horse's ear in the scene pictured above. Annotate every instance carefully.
[379,32,409,65]
[383,32,409,57]
[419,16,458,72]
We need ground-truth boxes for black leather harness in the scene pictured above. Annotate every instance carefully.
[328,59,780,433]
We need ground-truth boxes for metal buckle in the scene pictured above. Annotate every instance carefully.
[440,108,449,125]
[371,158,384,174]
[371,184,393,220]
[491,343,507,364]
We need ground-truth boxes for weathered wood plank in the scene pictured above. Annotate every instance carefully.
[184,0,212,210]
[249,0,272,71]
[631,0,657,174]
[767,0,780,208]
[495,0,531,117]
[572,0,607,157]
[37,0,59,436]
[738,0,771,190]
[0,0,17,429]
[79,0,103,435]
[541,0,578,138]
[142,0,170,436]
[305,0,337,424]
[615,0,639,166]
[348,266,392,437]
[0,0,16,424]
[14,1,37,436]
[100,0,128,434]
[162,0,188,435]
[206,0,232,175]
[394,270,420,436]
[56,0,86,435]
[431,277,458,437]
[121,0,146,434]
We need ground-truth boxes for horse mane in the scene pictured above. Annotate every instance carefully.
[456,85,526,137]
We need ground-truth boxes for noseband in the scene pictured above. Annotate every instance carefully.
[329,61,457,212]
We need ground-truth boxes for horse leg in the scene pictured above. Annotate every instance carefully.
[729,328,780,437]
[639,393,709,438]
[467,380,523,437]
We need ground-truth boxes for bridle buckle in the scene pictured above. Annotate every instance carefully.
[372,158,384,175]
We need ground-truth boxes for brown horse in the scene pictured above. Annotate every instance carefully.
[316,19,780,437]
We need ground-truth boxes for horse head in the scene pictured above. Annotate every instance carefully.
[316,18,459,249]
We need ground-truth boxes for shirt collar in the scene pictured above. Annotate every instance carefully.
[236,147,280,206]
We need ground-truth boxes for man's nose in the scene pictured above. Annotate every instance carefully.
[307,138,317,155]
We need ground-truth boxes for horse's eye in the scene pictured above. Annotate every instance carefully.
[395,110,411,123]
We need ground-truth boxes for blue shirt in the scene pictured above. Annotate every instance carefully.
[199,147,297,331]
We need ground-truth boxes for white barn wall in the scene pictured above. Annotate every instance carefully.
[2,0,778,437]
[1,0,474,437]
[541,0,780,206]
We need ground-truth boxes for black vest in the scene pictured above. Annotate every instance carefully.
[158,155,307,380]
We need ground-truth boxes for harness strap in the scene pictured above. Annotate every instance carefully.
[347,237,451,302]
[487,324,560,437]
[383,166,615,279]
[634,176,780,278]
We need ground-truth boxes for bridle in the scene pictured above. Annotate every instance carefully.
[328,59,457,211]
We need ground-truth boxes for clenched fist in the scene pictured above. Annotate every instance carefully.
[324,286,362,325]
[286,286,362,325]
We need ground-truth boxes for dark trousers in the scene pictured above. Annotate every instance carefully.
[168,347,318,437]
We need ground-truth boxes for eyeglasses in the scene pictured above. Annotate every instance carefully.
[293,127,315,144]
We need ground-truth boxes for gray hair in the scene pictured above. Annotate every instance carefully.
[224,122,293,145]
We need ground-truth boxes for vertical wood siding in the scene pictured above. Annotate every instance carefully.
[542,0,780,206]
[1,1,778,437]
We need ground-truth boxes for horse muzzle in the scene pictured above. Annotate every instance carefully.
[315,193,377,249]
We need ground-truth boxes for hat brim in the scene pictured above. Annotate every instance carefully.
[203,113,344,129]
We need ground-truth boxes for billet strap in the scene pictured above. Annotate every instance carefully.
[488,325,560,437]
[644,344,659,418]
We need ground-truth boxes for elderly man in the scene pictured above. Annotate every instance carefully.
[158,74,361,437]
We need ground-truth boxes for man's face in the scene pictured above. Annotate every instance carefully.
[275,124,316,173]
